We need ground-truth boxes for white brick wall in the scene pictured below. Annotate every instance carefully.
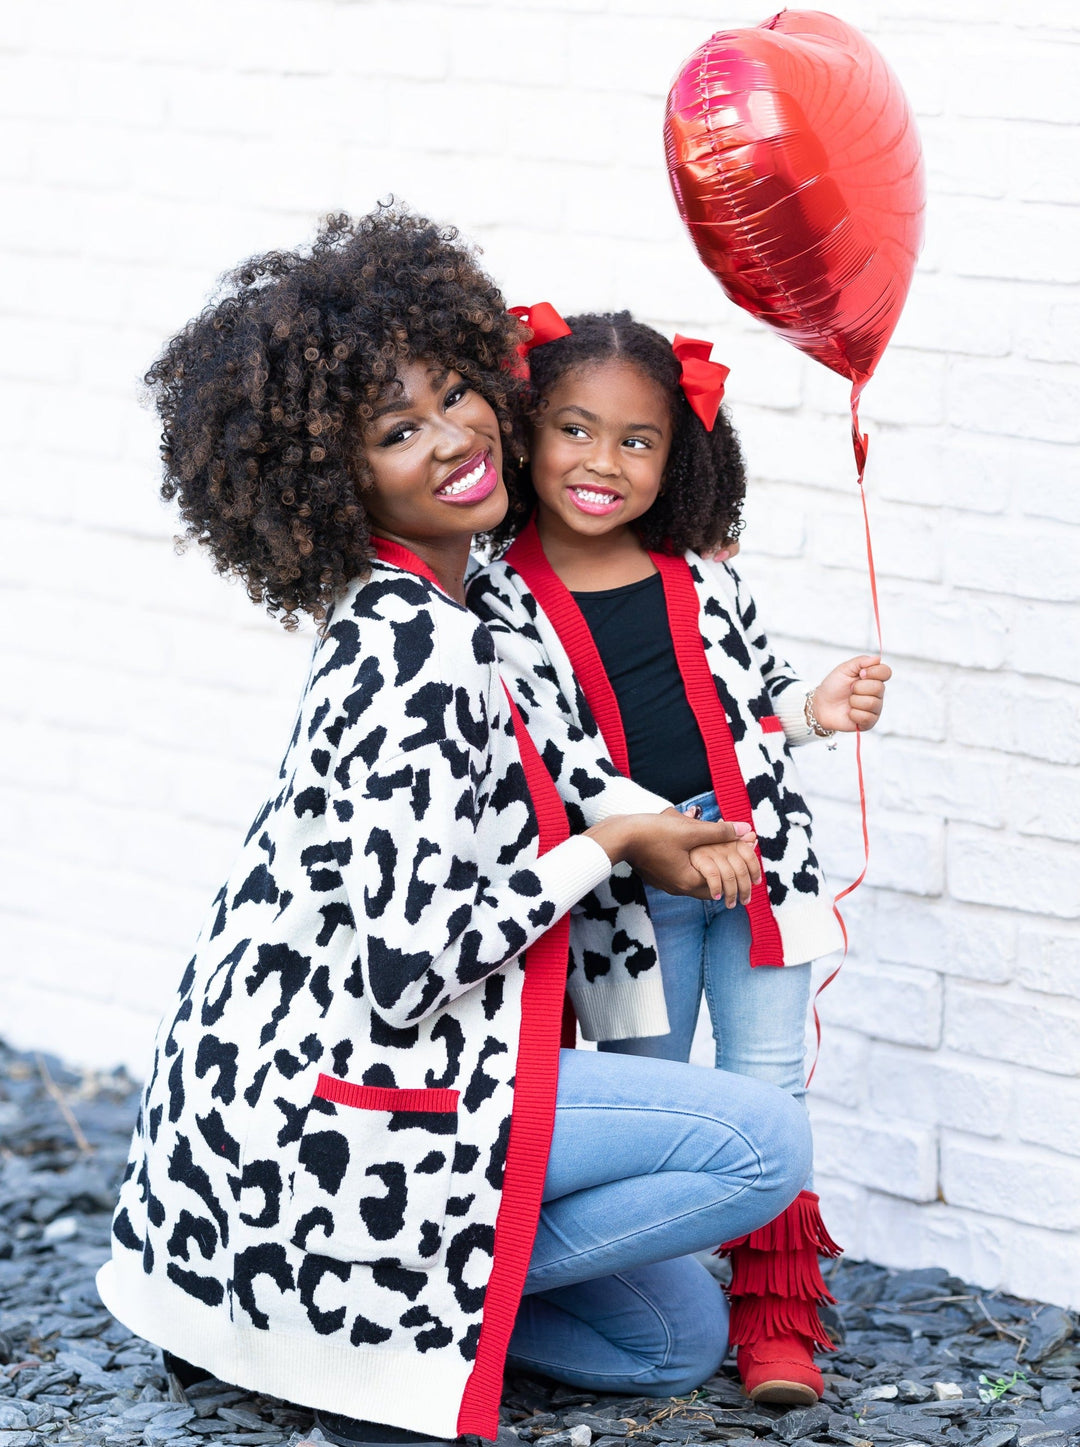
[2,0,1078,1308]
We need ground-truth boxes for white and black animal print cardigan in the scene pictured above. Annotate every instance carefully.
[467,521,844,1005]
[97,542,658,1441]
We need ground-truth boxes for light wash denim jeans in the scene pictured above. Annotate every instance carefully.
[598,789,812,1113]
[508,1047,811,1396]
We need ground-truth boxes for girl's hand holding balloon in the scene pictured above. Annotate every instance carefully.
[811,656,892,732]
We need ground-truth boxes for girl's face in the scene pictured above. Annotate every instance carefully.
[529,360,672,540]
[360,358,506,547]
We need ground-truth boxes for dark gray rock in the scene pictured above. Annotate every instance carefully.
[971,1429,1018,1447]
[881,1413,946,1441]
[1038,1383,1072,1411]
[217,1409,272,1431]
[1042,1405,1080,1434]
[561,1414,626,1436]
[1020,1310,1075,1367]
[1012,1420,1068,1447]
[775,1404,831,1441]
[898,1380,934,1403]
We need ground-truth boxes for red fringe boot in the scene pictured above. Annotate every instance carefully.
[719,1190,842,1405]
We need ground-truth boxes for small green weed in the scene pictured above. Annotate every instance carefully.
[977,1370,1027,1404]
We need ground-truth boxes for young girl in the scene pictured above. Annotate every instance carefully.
[468,310,890,1407]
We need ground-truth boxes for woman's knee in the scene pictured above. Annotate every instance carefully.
[638,1260,729,1396]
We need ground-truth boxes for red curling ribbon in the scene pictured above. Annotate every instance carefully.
[508,303,572,377]
[805,384,882,1089]
[672,334,730,431]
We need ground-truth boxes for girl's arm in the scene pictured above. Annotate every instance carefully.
[698,556,818,747]
[714,562,890,737]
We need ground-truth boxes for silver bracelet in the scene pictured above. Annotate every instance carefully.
[804,690,836,741]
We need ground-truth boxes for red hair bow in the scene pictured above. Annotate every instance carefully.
[507,303,572,378]
[509,302,572,351]
[673,334,730,431]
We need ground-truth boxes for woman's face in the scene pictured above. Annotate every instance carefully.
[359,359,507,547]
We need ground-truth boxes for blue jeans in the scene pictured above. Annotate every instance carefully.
[599,790,812,1111]
[508,1047,811,1395]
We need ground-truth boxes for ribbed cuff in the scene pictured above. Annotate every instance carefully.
[537,835,613,919]
[587,775,670,822]
[569,967,670,1043]
[771,683,817,747]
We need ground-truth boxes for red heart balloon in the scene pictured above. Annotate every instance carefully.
[665,10,925,389]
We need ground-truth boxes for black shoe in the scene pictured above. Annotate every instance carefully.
[313,1412,454,1447]
[162,1350,213,1390]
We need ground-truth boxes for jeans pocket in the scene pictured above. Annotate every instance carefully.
[286,1074,459,1269]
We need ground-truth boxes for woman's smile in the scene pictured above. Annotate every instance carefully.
[434,448,500,504]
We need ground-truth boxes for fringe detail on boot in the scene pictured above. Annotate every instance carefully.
[720,1191,842,1258]
[720,1192,842,1351]
[728,1245,836,1303]
[728,1294,836,1350]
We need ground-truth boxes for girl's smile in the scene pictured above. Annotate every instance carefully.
[529,360,672,544]
[566,483,624,516]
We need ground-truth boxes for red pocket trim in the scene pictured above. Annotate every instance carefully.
[314,1074,459,1113]
[760,715,784,733]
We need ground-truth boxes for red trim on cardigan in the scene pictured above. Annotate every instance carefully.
[313,1076,458,1113]
[365,537,570,1439]
[505,519,631,776]
[506,522,784,967]
[458,687,571,1438]
[371,536,446,590]
[652,553,784,967]
[760,715,783,734]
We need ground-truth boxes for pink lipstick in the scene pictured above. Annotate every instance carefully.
[567,484,623,516]
[435,451,498,506]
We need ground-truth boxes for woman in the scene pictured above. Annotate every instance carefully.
[96,207,811,1447]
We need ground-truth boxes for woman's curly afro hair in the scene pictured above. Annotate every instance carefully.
[484,310,746,558]
[146,204,525,626]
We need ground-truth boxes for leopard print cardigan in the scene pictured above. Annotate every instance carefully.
[97,551,616,1440]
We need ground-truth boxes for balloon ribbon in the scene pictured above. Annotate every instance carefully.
[805,383,882,1087]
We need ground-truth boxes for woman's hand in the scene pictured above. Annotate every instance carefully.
[585,812,757,900]
[811,655,892,732]
[701,537,741,563]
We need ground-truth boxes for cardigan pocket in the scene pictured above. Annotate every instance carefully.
[285,1074,459,1270]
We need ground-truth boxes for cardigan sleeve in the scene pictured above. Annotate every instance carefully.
[468,571,669,826]
[337,738,611,1029]
[707,559,818,749]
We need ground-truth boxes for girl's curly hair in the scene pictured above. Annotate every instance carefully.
[484,310,746,557]
[146,204,524,626]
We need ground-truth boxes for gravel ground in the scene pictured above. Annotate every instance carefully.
[1,1040,1078,1447]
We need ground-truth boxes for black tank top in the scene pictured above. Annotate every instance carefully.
[573,573,712,806]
